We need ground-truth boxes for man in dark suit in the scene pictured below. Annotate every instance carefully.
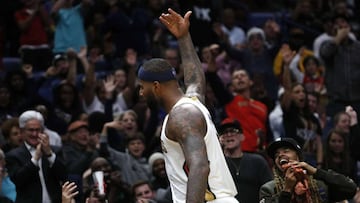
[6,110,67,203]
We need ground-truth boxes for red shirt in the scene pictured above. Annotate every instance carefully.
[303,74,324,88]
[225,95,268,152]
[15,9,48,45]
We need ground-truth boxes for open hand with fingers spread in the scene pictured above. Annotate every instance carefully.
[346,106,358,126]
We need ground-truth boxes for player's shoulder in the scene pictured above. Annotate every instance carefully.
[170,97,202,113]
[169,103,203,120]
[167,98,206,126]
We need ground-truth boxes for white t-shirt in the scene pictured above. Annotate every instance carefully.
[82,93,128,119]
[221,25,246,48]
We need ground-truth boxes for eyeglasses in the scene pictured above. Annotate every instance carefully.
[24,128,42,133]
[220,128,241,136]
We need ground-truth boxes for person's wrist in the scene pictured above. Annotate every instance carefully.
[33,155,40,162]
[45,150,53,157]
[334,36,343,45]
[283,186,293,193]
[350,119,358,126]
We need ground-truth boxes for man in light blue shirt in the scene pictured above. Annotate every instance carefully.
[51,0,91,54]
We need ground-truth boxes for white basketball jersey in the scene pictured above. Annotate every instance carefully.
[160,97,237,203]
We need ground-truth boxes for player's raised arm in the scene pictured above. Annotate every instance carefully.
[160,8,206,103]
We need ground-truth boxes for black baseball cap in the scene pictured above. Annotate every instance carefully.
[267,138,303,160]
[53,54,67,65]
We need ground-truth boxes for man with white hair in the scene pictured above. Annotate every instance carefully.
[6,110,67,203]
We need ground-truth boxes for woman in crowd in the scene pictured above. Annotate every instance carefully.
[323,129,358,183]
[0,118,22,153]
[280,44,323,167]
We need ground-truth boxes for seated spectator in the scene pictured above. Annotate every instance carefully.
[83,157,132,203]
[1,118,22,153]
[323,129,358,183]
[63,120,98,175]
[62,120,98,201]
[0,148,16,203]
[218,118,272,203]
[260,137,357,202]
[148,152,169,191]
[132,180,158,203]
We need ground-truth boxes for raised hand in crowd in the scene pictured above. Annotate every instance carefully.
[203,44,218,73]
[77,46,88,59]
[281,44,296,67]
[100,120,123,141]
[334,26,351,44]
[62,181,79,203]
[159,8,191,40]
[22,64,33,78]
[346,106,358,126]
[264,19,280,36]
[102,74,119,100]
[45,65,60,78]
[280,44,296,110]
[354,189,360,203]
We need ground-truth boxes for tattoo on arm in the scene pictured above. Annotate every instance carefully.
[166,103,210,203]
[178,34,206,103]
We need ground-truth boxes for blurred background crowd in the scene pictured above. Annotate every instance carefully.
[0,0,360,202]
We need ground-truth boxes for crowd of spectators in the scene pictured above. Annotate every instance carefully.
[1,0,360,202]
